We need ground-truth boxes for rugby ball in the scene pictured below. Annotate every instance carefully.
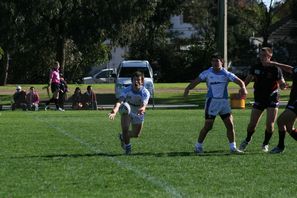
[119,102,131,115]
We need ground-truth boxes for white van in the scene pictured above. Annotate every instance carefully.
[83,68,115,84]
[114,60,154,104]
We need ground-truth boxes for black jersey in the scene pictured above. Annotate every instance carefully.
[250,62,283,102]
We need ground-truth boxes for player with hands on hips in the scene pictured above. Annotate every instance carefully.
[108,71,150,154]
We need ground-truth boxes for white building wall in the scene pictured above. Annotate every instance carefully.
[169,15,197,39]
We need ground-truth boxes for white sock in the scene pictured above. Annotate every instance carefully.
[229,142,236,150]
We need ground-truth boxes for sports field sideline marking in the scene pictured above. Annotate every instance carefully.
[33,115,184,198]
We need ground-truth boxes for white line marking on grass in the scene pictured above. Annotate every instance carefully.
[35,116,184,198]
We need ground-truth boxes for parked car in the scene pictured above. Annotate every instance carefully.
[114,60,155,106]
[82,68,115,84]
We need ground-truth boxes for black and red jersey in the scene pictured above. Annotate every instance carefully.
[249,62,283,102]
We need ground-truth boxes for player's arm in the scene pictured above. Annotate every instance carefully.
[108,97,124,120]
[244,74,253,86]
[278,77,287,90]
[234,76,248,97]
[138,91,150,115]
[48,71,53,86]
[138,104,147,115]
[270,61,293,74]
[184,77,201,97]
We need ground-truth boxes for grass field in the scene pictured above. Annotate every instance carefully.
[0,109,296,197]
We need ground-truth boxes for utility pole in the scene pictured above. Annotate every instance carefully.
[217,0,228,68]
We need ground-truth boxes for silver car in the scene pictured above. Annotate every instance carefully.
[114,60,154,105]
[83,68,115,84]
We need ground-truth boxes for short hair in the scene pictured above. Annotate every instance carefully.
[211,52,223,60]
[131,71,144,82]
[261,47,273,56]
[87,85,92,90]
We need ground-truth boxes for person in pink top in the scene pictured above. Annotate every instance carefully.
[26,86,40,111]
[45,61,64,111]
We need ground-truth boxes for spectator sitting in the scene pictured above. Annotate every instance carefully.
[83,85,97,110]
[72,87,83,110]
[26,86,40,111]
[11,85,27,111]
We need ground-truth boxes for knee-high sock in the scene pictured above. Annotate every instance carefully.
[277,130,286,149]
[263,130,272,145]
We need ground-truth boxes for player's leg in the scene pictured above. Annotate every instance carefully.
[221,114,243,153]
[262,107,278,151]
[121,113,131,144]
[239,108,263,151]
[281,109,296,140]
[195,98,218,153]
[53,90,60,110]
[286,106,297,141]
[121,113,132,154]
[130,123,143,138]
[270,109,296,153]
[247,108,263,141]
[194,118,214,153]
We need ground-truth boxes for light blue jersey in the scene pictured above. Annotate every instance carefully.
[120,85,150,107]
[199,67,236,99]
[119,85,150,124]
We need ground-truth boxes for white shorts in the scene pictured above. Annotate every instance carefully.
[205,98,231,118]
[130,106,145,124]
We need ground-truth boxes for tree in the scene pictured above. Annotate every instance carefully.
[0,0,162,83]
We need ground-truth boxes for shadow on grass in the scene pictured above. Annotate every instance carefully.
[11,150,261,160]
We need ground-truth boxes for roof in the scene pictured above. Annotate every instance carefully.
[269,16,297,43]
[121,60,150,67]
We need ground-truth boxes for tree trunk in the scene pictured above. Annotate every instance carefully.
[1,52,10,86]
[56,20,66,73]
[56,36,65,74]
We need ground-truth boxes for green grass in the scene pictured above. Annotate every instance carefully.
[0,109,296,197]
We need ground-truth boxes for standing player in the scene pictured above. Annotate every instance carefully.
[266,62,297,153]
[108,71,150,154]
[45,61,64,111]
[239,47,287,152]
[184,53,247,154]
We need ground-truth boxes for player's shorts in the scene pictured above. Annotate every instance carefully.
[253,100,279,111]
[51,83,60,93]
[130,106,145,124]
[286,99,297,115]
[204,98,231,120]
[253,91,279,111]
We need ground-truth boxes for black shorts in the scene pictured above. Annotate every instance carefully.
[286,99,297,115]
[253,92,279,111]
[51,83,60,93]
[253,101,279,111]
[205,112,231,120]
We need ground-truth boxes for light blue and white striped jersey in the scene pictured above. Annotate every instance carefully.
[120,85,150,108]
[198,67,237,99]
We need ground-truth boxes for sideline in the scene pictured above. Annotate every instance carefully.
[1,104,199,110]
[30,114,184,198]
